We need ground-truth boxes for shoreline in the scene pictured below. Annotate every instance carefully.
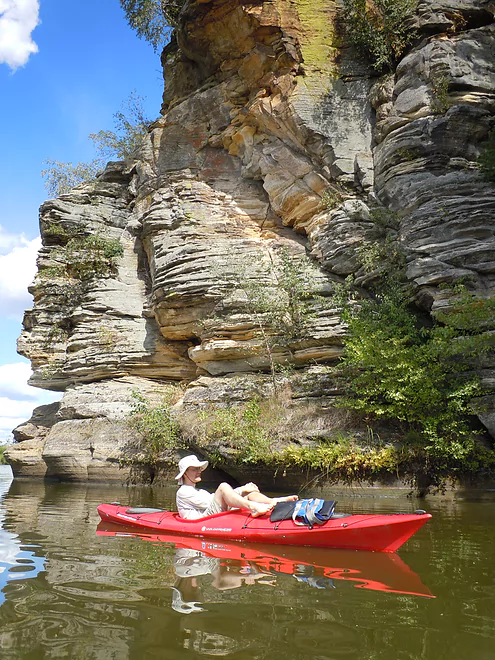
[2,465,494,501]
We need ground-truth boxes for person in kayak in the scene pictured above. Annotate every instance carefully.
[175,454,298,520]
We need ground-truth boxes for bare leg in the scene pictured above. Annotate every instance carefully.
[246,492,299,505]
[213,483,273,517]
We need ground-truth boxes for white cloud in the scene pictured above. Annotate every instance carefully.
[0,361,35,400]
[0,0,40,70]
[0,225,29,252]
[0,228,40,320]
[0,362,61,443]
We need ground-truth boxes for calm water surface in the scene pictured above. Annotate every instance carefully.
[0,465,493,659]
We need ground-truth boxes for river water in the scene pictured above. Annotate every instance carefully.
[0,464,493,659]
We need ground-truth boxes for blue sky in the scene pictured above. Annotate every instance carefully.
[0,0,165,441]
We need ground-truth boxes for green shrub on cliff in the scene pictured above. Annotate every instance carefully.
[120,0,169,50]
[342,0,417,71]
[63,234,124,280]
[41,161,102,200]
[122,388,183,483]
[337,282,493,452]
[42,225,124,282]
[194,398,273,465]
[88,93,151,161]
[281,440,399,484]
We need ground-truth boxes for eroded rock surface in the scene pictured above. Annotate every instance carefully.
[12,0,495,481]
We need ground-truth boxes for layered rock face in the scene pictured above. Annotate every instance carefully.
[8,0,495,481]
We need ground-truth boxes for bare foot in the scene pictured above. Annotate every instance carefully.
[249,503,273,518]
[273,495,299,503]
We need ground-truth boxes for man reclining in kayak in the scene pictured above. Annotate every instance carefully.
[176,455,298,519]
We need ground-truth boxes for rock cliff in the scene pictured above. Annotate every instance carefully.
[7,0,495,483]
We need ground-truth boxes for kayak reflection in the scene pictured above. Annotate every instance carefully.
[96,522,434,609]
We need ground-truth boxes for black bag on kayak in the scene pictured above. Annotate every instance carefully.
[270,501,297,522]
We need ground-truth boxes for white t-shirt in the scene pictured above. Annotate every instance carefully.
[176,485,215,520]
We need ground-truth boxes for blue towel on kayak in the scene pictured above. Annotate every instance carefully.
[292,498,336,528]
[270,499,337,527]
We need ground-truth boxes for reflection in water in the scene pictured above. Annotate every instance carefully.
[97,521,436,657]
[97,524,434,610]
[171,547,279,615]
[0,468,45,605]
[0,470,493,660]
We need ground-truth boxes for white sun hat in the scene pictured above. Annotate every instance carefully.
[175,455,209,484]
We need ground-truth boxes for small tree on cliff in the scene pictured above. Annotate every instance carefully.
[42,93,151,198]
[342,0,417,71]
[210,246,331,392]
[119,0,186,48]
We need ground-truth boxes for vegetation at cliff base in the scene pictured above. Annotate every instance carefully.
[42,93,151,197]
[188,398,273,465]
[332,276,495,487]
[341,287,480,432]
[180,390,402,486]
[0,446,8,465]
[122,388,183,483]
[179,374,495,492]
[342,0,417,71]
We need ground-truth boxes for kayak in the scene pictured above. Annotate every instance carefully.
[97,503,431,552]
[97,522,435,598]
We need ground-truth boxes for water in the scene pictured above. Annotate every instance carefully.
[0,465,493,659]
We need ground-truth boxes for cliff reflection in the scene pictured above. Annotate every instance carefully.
[0,467,45,605]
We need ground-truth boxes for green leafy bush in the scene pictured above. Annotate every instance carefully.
[194,398,273,465]
[120,0,170,50]
[429,67,451,114]
[63,234,124,280]
[342,0,417,71]
[281,440,399,485]
[122,388,183,482]
[41,161,102,199]
[88,92,152,161]
[337,283,493,452]
[43,230,124,282]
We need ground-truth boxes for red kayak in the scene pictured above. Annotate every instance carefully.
[97,523,434,598]
[97,503,431,552]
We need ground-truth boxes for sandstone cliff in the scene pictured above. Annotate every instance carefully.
[7,0,495,484]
